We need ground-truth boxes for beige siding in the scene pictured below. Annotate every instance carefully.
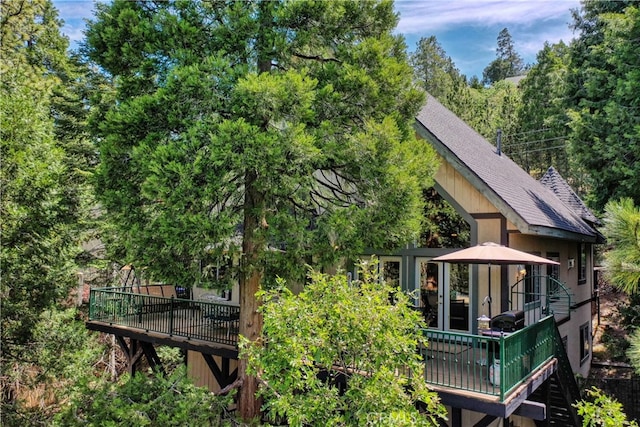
[186,351,238,392]
[506,234,594,376]
[436,160,498,215]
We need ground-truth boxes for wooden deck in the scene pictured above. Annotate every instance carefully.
[87,306,239,359]
[87,287,558,417]
[88,288,241,358]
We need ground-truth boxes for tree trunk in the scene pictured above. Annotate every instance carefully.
[237,174,264,421]
[238,3,272,419]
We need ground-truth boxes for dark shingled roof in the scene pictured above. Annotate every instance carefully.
[539,166,601,226]
[414,95,598,241]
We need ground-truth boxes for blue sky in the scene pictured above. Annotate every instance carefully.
[53,0,581,79]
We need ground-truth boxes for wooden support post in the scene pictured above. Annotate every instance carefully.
[114,336,146,376]
[141,341,165,375]
[203,354,238,389]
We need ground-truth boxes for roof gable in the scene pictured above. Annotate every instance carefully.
[414,95,598,241]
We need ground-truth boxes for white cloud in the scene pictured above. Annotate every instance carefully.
[396,0,581,34]
[54,0,96,45]
[55,0,96,19]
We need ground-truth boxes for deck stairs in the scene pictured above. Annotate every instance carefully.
[530,323,582,426]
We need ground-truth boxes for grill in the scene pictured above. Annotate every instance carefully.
[490,310,525,332]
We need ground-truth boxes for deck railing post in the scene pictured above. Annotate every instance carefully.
[499,334,505,401]
[89,289,95,320]
[169,296,174,336]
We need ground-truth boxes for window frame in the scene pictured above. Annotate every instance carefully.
[578,243,588,286]
[579,322,590,365]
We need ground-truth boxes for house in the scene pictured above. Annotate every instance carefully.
[85,95,601,426]
[362,95,602,426]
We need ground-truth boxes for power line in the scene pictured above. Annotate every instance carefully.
[502,128,550,138]
[503,135,567,148]
[507,144,567,155]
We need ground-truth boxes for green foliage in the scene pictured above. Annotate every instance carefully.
[602,198,640,294]
[627,328,640,376]
[1,308,106,425]
[155,346,185,375]
[574,387,638,427]
[618,292,640,328]
[240,261,446,426]
[84,0,437,288]
[511,42,572,179]
[567,3,640,211]
[1,0,94,353]
[600,327,630,361]
[54,368,234,427]
[482,28,525,85]
[465,80,521,142]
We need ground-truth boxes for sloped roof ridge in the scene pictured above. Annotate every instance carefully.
[415,95,596,238]
[539,166,601,225]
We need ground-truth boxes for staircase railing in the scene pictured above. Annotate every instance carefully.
[551,322,583,426]
[510,275,572,325]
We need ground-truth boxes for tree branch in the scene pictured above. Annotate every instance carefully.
[214,377,243,396]
[293,52,342,64]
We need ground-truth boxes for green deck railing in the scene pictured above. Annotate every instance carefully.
[421,316,556,400]
[89,287,240,346]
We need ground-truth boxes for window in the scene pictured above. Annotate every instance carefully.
[547,252,560,295]
[579,322,590,365]
[525,264,542,304]
[379,257,401,288]
[547,252,560,280]
[578,243,588,285]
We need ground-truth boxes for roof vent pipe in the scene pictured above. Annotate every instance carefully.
[496,129,502,156]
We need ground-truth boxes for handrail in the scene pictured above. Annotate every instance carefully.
[510,275,572,325]
[89,287,239,346]
[421,316,556,400]
[551,321,583,425]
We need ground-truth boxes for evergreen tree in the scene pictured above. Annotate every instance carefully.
[511,42,572,179]
[84,0,438,419]
[0,0,92,352]
[410,35,462,100]
[482,28,525,85]
[1,0,94,416]
[566,1,640,210]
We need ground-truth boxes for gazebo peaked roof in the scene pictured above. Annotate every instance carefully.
[539,166,601,226]
[414,95,599,242]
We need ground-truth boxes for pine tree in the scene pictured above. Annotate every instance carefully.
[84,0,438,419]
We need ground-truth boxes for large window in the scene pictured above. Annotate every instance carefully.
[419,188,470,248]
[579,322,590,365]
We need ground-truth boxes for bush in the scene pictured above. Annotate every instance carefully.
[241,261,446,426]
[54,368,235,426]
[574,387,638,427]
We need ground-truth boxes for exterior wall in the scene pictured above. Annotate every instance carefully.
[449,409,538,427]
[507,234,594,377]
[435,160,498,215]
[186,350,238,392]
